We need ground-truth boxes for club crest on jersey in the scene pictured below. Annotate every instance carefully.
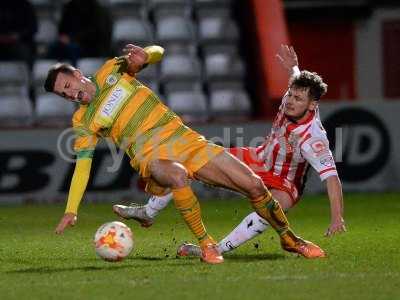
[106,74,118,86]
[288,133,299,148]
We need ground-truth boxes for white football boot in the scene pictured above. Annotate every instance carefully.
[113,203,154,228]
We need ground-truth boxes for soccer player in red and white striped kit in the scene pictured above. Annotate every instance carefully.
[113,45,346,257]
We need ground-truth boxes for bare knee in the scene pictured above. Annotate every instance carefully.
[168,163,189,188]
[150,160,189,189]
[246,174,267,199]
[271,189,293,211]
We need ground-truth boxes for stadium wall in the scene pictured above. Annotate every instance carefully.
[0,102,399,204]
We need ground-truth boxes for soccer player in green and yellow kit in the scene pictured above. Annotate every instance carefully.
[44,44,325,264]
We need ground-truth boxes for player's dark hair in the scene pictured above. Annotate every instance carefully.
[289,70,328,101]
[44,63,76,92]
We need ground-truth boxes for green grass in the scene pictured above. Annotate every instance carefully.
[0,193,399,300]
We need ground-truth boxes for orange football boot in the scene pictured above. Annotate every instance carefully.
[281,231,326,258]
[200,242,224,264]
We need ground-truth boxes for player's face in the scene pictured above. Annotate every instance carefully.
[53,70,95,104]
[284,87,317,120]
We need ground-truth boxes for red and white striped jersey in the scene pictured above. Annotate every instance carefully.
[257,92,338,193]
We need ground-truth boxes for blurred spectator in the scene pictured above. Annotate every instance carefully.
[0,0,37,69]
[49,0,112,66]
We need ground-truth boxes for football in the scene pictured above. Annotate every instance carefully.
[94,221,134,262]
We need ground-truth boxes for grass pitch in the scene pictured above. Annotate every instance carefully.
[0,193,399,300]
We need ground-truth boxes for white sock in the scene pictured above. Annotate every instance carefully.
[217,212,269,253]
[145,193,173,218]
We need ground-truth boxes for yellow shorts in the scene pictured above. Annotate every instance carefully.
[128,126,224,194]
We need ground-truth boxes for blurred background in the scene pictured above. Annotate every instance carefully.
[0,0,399,204]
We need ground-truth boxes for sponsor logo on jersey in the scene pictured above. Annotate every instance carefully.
[101,88,125,117]
[96,79,134,127]
[320,156,334,167]
[311,139,326,154]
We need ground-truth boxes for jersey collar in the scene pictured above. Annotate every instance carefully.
[287,110,315,126]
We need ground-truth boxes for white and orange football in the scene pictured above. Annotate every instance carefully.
[94,221,134,262]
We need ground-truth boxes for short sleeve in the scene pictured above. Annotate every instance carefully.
[301,136,338,181]
[73,134,98,159]
[72,108,99,159]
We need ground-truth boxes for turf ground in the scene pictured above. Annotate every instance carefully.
[0,193,399,300]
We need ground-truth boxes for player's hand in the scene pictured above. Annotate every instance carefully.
[118,44,149,75]
[325,218,346,237]
[276,44,298,72]
[55,213,77,234]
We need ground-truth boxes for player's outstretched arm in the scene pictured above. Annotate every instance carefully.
[55,158,93,234]
[119,44,164,76]
[325,175,346,237]
[276,44,300,77]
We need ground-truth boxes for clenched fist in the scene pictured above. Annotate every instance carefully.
[121,44,149,76]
